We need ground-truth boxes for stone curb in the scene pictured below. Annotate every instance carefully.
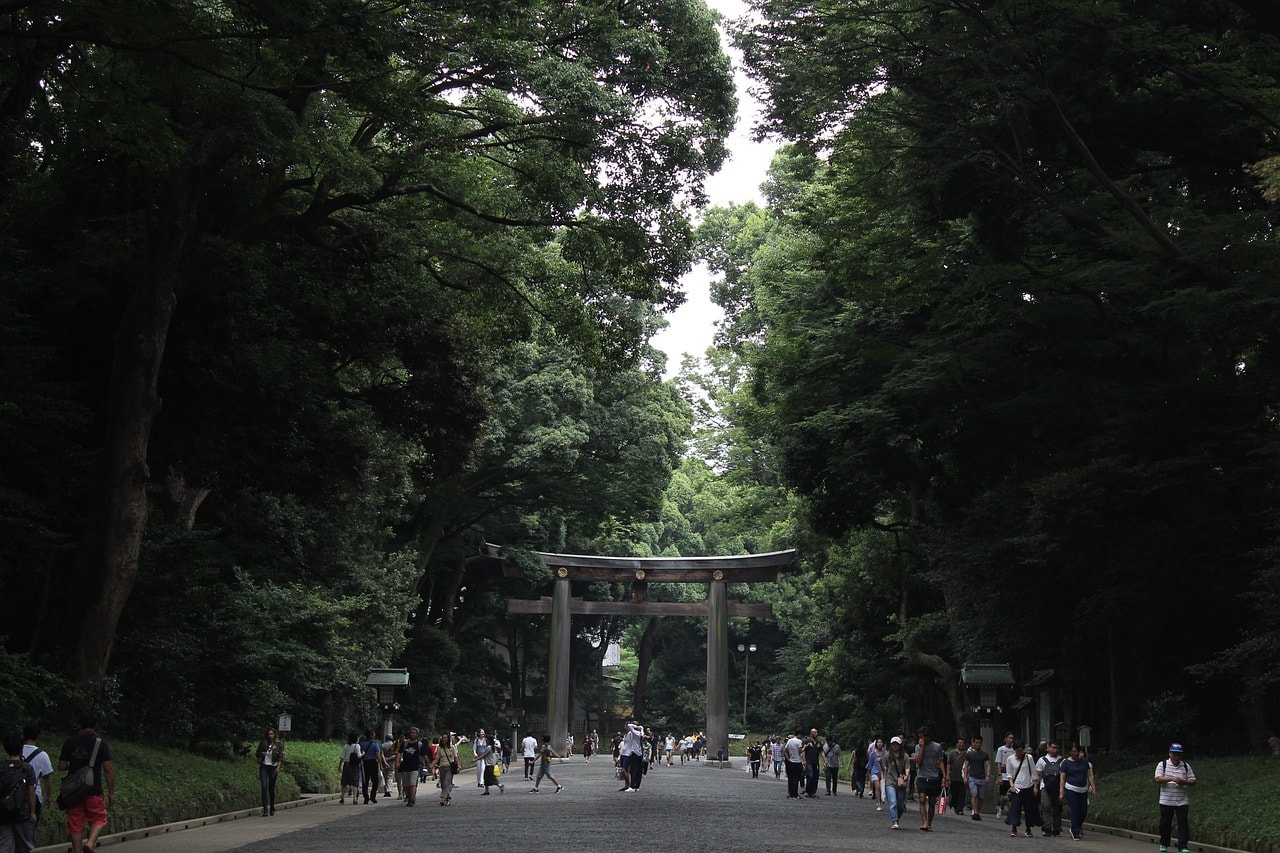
[33,793,342,852]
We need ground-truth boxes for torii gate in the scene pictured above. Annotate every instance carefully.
[505,549,797,760]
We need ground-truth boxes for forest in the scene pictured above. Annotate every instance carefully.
[2,0,1279,758]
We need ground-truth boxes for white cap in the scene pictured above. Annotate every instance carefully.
[890,736,903,744]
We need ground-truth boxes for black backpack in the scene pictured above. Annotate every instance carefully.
[0,763,27,825]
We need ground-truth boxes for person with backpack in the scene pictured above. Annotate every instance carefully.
[1155,743,1196,853]
[58,711,114,853]
[338,731,363,804]
[19,726,52,825]
[1036,741,1065,836]
[1,731,37,853]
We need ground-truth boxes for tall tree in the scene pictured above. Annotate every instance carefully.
[0,0,735,694]
[731,0,1280,742]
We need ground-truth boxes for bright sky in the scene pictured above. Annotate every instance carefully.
[650,0,778,378]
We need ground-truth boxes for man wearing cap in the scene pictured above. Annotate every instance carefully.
[1155,743,1196,853]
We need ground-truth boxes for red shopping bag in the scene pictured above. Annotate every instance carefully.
[936,791,947,815]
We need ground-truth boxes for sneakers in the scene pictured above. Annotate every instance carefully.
[555,785,563,793]
[1160,847,1168,853]
[972,814,981,821]
[1025,829,1033,837]
[1011,830,1019,837]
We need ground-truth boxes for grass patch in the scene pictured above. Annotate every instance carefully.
[1090,755,1280,853]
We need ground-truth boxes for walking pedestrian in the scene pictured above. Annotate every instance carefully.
[1036,741,1065,836]
[803,729,822,797]
[1155,743,1196,853]
[19,726,52,825]
[947,738,967,815]
[1060,743,1095,840]
[619,721,646,791]
[850,742,867,798]
[995,731,1015,819]
[396,728,425,806]
[255,727,284,816]
[866,736,886,810]
[530,735,563,793]
[822,735,841,795]
[521,731,538,780]
[770,737,784,778]
[883,736,910,830]
[783,730,805,799]
[58,712,114,853]
[431,732,459,806]
[1,731,37,853]
[910,726,946,831]
[962,735,990,820]
[338,732,362,804]
[1004,740,1040,837]
[358,729,384,804]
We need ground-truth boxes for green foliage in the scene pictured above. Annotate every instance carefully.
[0,0,733,739]
[31,739,303,848]
[1091,756,1280,853]
[723,0,1280,745]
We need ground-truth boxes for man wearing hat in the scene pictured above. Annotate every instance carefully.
[1154,743,1196,853]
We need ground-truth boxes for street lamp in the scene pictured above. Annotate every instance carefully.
[365,668,410,741]
[737,643,757,727]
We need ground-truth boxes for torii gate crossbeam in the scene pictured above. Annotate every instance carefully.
[504,549,797,761]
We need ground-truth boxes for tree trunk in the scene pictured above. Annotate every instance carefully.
[633,617,658,718]
[71,178,195,695]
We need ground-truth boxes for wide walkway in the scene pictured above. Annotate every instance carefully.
[37,758,1226,853]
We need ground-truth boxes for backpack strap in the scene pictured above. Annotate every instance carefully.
[87,738,101,768]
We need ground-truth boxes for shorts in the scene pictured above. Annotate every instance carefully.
[918,777,942,796]
[999,780,1011,795]
[66,794,108,836]
[398,770,419,790]
[968,779,988,798]
[868,772,881,783]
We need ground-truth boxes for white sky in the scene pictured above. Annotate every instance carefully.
[651,0,778,378]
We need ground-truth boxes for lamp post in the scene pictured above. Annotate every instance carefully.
[365,668,410,741]
[737,643,757,727]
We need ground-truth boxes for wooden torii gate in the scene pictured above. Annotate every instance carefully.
[505,549,797,761]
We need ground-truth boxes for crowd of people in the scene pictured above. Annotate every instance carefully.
[733,727,1195,851]
[0,713,1201,853]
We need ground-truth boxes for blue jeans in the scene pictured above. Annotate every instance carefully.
[886,784,906,821]
[259,764,278,811]
[1065,789,1089,837]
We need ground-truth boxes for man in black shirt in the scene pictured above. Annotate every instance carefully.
[58,712,114,853]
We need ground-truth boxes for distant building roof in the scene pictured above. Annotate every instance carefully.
[960,663,1015,686]
[1023,669,1055,688]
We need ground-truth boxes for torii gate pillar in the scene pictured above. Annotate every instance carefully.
[547,576,572,747]
[706,579,729,758]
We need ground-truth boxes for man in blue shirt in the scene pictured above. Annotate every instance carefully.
[359,729,385,803]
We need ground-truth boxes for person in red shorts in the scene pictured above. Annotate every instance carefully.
[58,712,115,853]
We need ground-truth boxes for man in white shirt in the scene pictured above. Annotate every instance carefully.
[1155,743,1196,853]
[995,732,1016,818]
[619,721,646,791]
[21,726,53,822]
[521,733,538,780]
[784,729,805,799]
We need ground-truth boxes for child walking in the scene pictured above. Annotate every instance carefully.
[529,734,564,793]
